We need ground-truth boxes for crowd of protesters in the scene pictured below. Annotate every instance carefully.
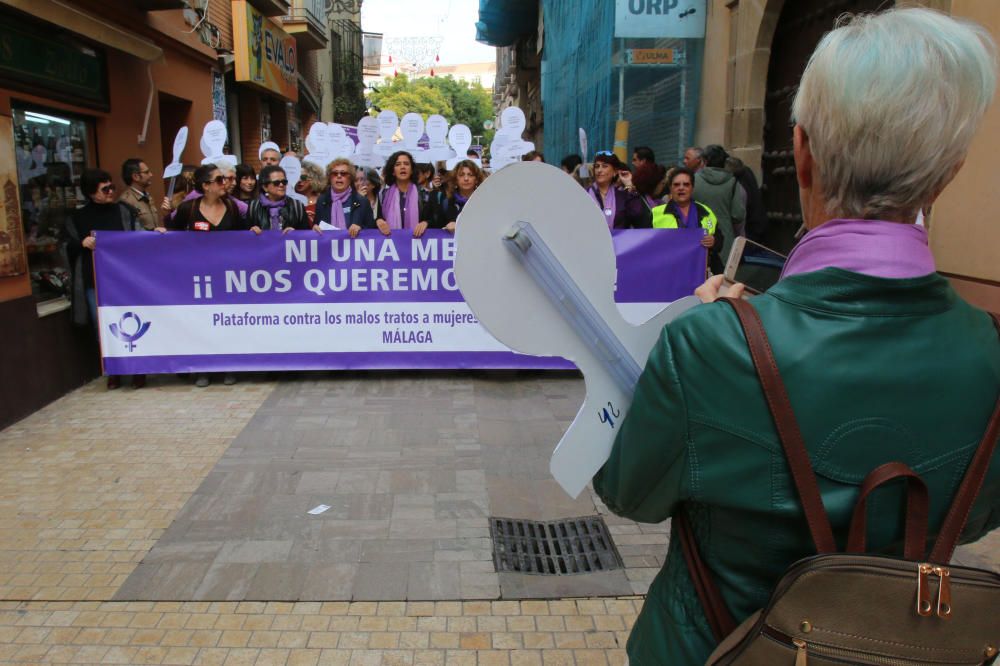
[71,140,755,390]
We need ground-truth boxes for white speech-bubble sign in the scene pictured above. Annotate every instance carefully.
[500,107,527,136]
[164,126,188,179]
[400,113,424,149]
[377,110,399,143]
[446,124,474,170]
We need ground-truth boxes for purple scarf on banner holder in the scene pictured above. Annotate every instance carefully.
[781,218,936,280]
[589,185,617,229]
[454,192,470,205]
[259,194,286,230]
[381,184,419,230]
[329,188,352,229]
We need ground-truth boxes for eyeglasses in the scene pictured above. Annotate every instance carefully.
[267,179,288,187]
[330,170,351,177]
[205,175,226,185]
[223,175,236,182]
[299,174,310,181]
[99,184,115,194]
[595,150,614,156]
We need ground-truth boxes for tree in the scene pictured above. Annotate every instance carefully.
[368,74,493,134]
[369,75,453,119]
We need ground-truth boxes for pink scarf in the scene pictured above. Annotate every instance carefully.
[781,219,936,280]
[329,188,352,230]
[381,183,419,230]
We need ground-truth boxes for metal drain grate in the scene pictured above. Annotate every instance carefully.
[489,516,624,575]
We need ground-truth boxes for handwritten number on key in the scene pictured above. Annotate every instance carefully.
[599,402,622,429]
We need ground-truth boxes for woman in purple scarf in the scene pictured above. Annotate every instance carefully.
[247,165,313,234]
[440,159,485,233]
[314,158,374,238]
[375,151,434,237]
[588,152,645,229]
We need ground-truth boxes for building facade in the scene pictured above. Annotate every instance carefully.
[695,0,998,309]
[0,0,353,427]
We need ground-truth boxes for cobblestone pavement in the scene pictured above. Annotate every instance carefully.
[0,375,640,664]
[1,373,997,665]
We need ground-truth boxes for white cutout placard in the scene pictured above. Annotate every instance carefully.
[375,110,400,158]
[200,120,236,169]
[280,156,307,204]
[258,141,281,160]
[424,114,452,162]
[446,124,474,170]
[353,116,384,169]
[499,107,527,136]
[163,126,187,179]
[454,163,699,497]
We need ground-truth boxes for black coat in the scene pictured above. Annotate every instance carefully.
[314,189,375,230]
[247,197,310,230]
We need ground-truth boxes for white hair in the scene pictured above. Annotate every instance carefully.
[792,8,997,219]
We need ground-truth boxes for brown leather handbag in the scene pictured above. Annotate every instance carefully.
[676,298,1000,665]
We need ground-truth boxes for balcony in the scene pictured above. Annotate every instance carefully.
[249,0,292,18]
[282,0,328,50]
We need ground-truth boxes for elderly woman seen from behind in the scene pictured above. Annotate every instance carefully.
[594,9,1000,665]
[315,158,374,238]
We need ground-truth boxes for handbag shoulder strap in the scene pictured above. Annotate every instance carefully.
[929,312,1000,562]
[722,297,838,553]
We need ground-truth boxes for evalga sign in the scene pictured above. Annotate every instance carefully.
[232,0,297,102]
[93,229,707,374]
[614,0,706,39]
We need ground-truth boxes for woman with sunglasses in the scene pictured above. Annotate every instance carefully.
[315,158,374,239]
[173,164,244,232]
[247,165,313,234]
[164,165,248,230]
[65,168,145,390]
[375,151,434,237]
[439,159,485,233]
[589,152,647,229]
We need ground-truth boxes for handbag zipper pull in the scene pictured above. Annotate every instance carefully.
[793,638,808,666]
[933,566,952,619]
[917,564,933,616]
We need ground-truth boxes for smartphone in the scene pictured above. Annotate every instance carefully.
[724,237,787,295]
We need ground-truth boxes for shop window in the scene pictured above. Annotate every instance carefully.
[11,104,93,306]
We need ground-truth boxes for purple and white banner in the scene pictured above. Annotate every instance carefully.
[94,229,706,373]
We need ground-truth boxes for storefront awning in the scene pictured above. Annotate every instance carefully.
[475,0,538,47]
[0,0,164,62]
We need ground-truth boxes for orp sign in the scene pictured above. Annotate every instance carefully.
[614,0,707,39]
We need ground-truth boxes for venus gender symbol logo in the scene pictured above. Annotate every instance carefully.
[109,312,151,352]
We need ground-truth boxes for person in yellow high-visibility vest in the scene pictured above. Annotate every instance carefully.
[650,167,725,273]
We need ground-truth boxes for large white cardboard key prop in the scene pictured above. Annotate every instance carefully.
[199,120,237,170]
[163,126,188,200]
[454,163,699,498]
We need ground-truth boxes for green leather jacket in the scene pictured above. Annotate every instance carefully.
[593,268,1000,665]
